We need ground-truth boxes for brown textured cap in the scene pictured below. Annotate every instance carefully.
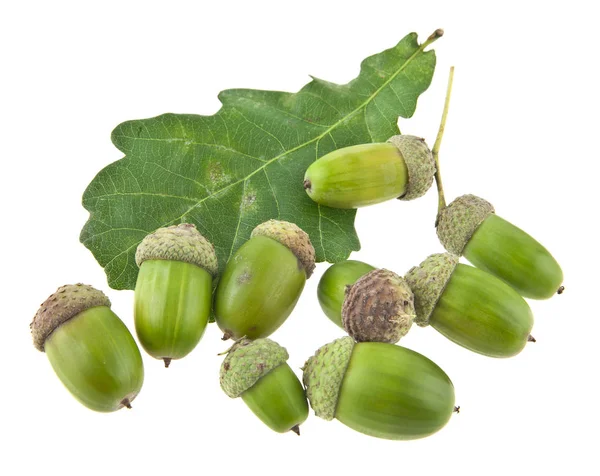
[387,135,436,201]
[437,194,495,255]
[31,284,111,352]
[404,253,459,326]
[135,223,218,277]
[342,269,414,344]
[251,220,316,278]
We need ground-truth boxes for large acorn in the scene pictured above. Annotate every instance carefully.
[436,194,563,299]
[134,223,218,367]
[302,337,456,440]
[405,253,535,358]
[303,135,435,208]
[214,219,315,340]
[31,284,144,412]
[220,338,308,435]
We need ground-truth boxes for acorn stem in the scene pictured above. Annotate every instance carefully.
[432,66,455,218]
[291,425,301,436]
[217,335,249,356]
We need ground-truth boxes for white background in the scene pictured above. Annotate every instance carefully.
[2,1,598,475]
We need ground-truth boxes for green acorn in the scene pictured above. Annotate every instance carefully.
[436,195,563,299]
[135,223,217,367]
[220,338,308,435]
[318,264,414,344]
[303,337,456,440]
[31,284,144,412]
[405,253,535,358]
[317,260,376,327]
[303,135,435,208]
[214,220,315,340]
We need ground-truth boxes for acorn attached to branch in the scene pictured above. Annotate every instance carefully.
[303,135,435,208]
[302,337,456,440]
[31,284,144,412]
[405,253,535,358]
[134,223,218,367]
[436,194,563,300]
[214,219,315,340]
[220,338,308,435]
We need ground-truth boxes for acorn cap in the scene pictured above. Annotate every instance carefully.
[31,284,111,352]
[342,269,414,344]
[302,336,355,421]
[220,338,289,398]
[135,223,218,277]
[387,135,435,201]
[404,253,459,326]
[251,220,316,278]
[437,194,495,255]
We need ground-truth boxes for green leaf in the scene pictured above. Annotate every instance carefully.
[81,31,440,290]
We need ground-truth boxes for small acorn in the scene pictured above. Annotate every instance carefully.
[31,284,144,412]
[318,262,414,343]
[214,219,315,340]
[303,135,435,208]
[134,223,218,367]
[344,269,415,343]
[436,194,563,299]
[318,260,376,326]
[220,338,308,435]
[405,253,535,358]
[302,337,456,440]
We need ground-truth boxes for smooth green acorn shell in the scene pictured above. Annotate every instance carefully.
[464,215,563,300]
[134,260,212,366]
[215,235,307,340]
[251,219,316,278]
[241,364,309,434]
[437,195,563,300]
[45,306,144,412]
[220,338,308,434]
[303,135,435,208]
[303,337,455,440]
[405,254,535,358]
[430,263,534,358]
[317,260,376,327]
[304,143,408,208]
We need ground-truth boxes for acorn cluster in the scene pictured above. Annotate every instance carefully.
[31,95,563,441]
